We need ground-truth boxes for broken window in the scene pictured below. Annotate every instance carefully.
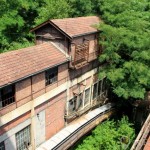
[76,93,83,110]
[93,83,98,100]
[68,96,77,114]
[0,85,15,108]
[45,67,58,86]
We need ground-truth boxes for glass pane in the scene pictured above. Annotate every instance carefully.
[16,126,31,150]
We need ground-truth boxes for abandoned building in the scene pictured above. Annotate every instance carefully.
[0,16,115,150]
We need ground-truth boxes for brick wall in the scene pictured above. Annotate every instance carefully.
[45,91,66,140]
[58,63,68,85]
[0,111,31,136]
[32,73,45,99]
[15,78,32,107]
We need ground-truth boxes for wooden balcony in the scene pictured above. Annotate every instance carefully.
[71,41,89,69]
[70,41,102,69]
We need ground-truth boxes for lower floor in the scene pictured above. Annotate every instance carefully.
[0,69,109,150]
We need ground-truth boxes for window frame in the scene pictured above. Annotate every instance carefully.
[0,84,15,108]
[45,67,58,86]
[16,125,31,150]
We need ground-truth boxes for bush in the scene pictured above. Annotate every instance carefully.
[76,116,135,150]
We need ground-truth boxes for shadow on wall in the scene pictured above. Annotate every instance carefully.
[0,118,16,150]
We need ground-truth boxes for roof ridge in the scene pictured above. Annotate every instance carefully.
[0,43,50,56]
[51,15,99,21]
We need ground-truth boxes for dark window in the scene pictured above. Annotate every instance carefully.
[84,88,90,106]
[93,83,98,99]
[0,142,5,150]
[16,125,31,150]
[76,93,83,110]
[68,96,77,114]
[0,85,15,108]
[98,80,102,96]
[45,67,58,86]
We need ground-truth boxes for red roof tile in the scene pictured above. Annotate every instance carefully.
[0,43,68,87]
[51,16,100,37]
[31,16,101,38]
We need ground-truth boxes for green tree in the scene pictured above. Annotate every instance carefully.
[35,0,71,24]
[98,0,150,100]
[0,0,39,52]
[76,116,135,150]
[69,0,94,17]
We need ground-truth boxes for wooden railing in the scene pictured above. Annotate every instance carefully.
[72,42,89,68]
[131,114,150,150]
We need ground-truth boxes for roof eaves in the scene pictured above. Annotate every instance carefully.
[30,20,50,32]
[49,20,72,40]
[72,31,100,38]
[0,59,69,89]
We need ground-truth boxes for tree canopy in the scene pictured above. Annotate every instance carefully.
[76,116,135,150]
[0,0,100,52]
[98,0,150,100]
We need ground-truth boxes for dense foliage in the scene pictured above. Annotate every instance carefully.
[0,0,100,52]
[98,0,150,100]
[76,116,135,150]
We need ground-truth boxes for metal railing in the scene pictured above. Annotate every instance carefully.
[0,77,68,113]
[0,96,15,109]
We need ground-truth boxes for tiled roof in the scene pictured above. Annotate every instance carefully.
[51,16,100,37]
[31,16,101,38]
[0,43,68,87]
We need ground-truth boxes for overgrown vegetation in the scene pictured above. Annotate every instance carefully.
[98,0,150,100]
[0,0,101,52]
[75,116,135,150]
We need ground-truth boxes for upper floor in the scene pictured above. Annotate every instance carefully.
[0,16,102,117]
[31,16,102,69]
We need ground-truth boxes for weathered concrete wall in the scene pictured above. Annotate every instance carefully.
[35,110,46,147]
